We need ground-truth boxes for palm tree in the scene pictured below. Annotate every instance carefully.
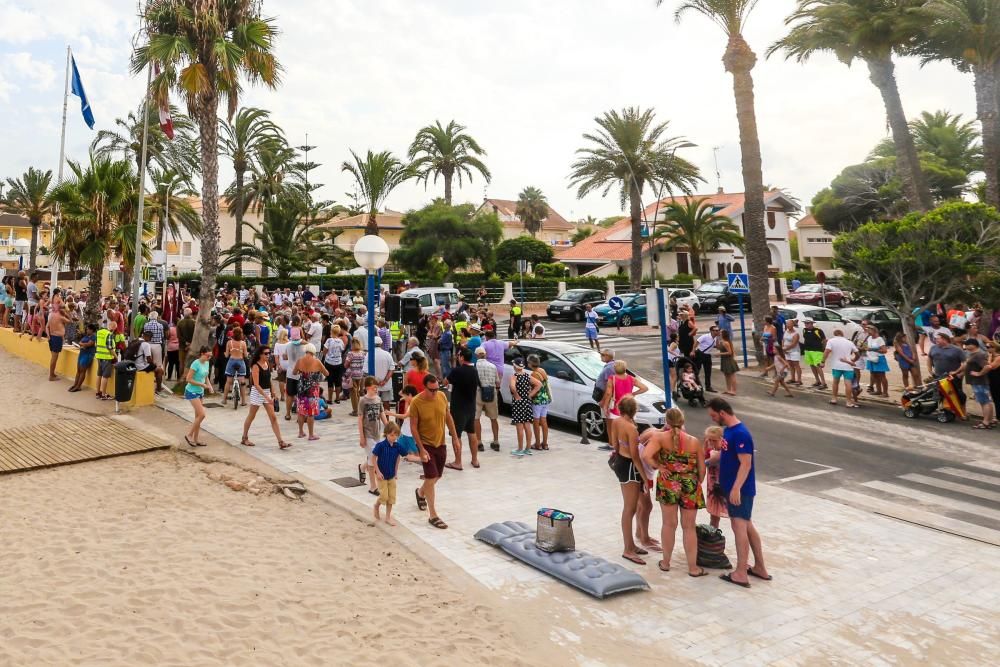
[652,199,745,278]
[220,192,338,278]
[134,0,281,342]
[568,106,702,290]
[768,0,933,212]
[220,106,284,275]
[665,0,771,352]
[147,167,202,250]
[340,150,415,236]
[914,0,1000,208]
[48,157,134,325]
[2,167,54,270]
[91,103,199,177]
[237,140,298,215]
[515,187,549,238]
[407,120,491,205]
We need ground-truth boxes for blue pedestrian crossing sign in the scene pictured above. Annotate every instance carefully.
[727,273,750,294]
[608,296,624,311]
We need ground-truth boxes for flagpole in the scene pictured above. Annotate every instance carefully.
[50,45,71,291]
[129,64,153,335]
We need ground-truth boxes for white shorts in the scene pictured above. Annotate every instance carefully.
[785,350,801,362]
[365,437,377,459]
[150,344,163,368]
[249,387,272,406]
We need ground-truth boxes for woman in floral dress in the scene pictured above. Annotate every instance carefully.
[292,343,328,441]
[642,407,706,577]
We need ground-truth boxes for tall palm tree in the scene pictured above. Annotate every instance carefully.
[568,106,702,290]
[91,103,199,177]
[768,0,933,212]
[914,0,1000,207]
[652,199,745,278]
[48,157,134,325]
[134,0,281,343]
[407,120,491,205]
[220,106,284,275]
[515,186,550,238]
[237,140,298,215]
[665,0,771,350]
[340,149,415,236]
[147,167,202,250]
[2,167,54,270]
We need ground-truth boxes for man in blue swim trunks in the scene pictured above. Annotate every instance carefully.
[708,397,771,588]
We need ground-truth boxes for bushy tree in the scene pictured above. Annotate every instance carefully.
[495,236,555,276]
[392,202,503,277]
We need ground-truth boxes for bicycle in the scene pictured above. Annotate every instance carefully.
[231,373,243,410]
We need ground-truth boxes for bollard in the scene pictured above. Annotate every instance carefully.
[580,419,590,445]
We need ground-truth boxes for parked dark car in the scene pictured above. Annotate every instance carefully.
[694,281,752,313]
[786,283,847,307]
[838,307,904,341]
[546,289,607,322]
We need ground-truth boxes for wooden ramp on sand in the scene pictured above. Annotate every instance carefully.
[0,417,169,475]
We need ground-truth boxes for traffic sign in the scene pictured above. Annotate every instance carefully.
[608,296,624,311]
[727,272,750,295]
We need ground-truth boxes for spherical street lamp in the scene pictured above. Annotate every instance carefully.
[353,235,390,375]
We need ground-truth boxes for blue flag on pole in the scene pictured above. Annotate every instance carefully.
[70,55,95,129]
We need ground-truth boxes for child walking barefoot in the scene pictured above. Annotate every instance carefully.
[372,423,420,526]
[703,426,728,529]
[768,346,794,398]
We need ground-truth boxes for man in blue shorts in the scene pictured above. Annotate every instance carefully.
[707,397,771,588]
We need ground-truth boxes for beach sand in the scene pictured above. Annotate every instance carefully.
[0,352,569,667]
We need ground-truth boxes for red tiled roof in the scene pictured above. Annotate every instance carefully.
[481,198,574,231]
[0,213,50,230]
[319,212,405,230]
[796,213,820,227]
[560,190,794,263]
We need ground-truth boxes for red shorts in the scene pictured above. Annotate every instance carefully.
[421,444,447,479]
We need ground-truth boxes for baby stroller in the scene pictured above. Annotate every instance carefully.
[901,375,966,423]
[675,359,707,408]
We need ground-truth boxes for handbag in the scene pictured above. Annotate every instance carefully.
[535,508,575,553]
[480,384,496,403]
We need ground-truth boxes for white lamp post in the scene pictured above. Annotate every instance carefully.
[353,235,390,375]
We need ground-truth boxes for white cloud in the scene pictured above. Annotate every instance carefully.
[0,0,983,222]
[3,51,56,90]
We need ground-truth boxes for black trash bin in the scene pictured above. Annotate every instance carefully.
[115,361,137,403]
[392,368,404,402]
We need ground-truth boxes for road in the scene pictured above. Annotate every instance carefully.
[504,316,1000,549]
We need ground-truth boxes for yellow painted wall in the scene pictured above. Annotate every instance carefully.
[0,329,155,407]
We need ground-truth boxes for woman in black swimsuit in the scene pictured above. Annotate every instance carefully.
[240,345,291,450]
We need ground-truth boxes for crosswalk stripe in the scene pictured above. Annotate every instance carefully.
[935,467,1000,487]
[966,460,1000,474]
[898,473,1000,503]
[824,488,1000,546]
[861,480,1000,521]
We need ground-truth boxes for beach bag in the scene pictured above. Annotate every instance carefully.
[696,524,733,570]
[535,508,575,553]
[480,384,495,403]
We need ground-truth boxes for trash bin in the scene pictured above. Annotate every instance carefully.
[392,368,404,402]
[114,361,137,403]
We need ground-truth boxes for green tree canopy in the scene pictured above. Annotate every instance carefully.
[2,166,54,270]
[391,202,503,278]
[835,201,1000,344]
[571,226,595,244]
[495,235,555,276]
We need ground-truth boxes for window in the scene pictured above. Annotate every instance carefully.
[881,310,900,322]
[165,241,180,254]
[677,253,689,275]
[633,295,646,306]
[182,241,192,257]
[732,262,743,273]
[805,309,827,322]
[807,237,833,244]
[542,356,577,383]
[435,293,450,306]
[767,211,776,229]
[419,294,432,307]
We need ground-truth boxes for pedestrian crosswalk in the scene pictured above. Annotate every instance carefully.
[823,461,1000,546]
[534,323,672,360]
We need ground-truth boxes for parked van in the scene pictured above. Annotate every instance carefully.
[399,287,464,315]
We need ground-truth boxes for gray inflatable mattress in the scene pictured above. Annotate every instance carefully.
[474,521,649,599]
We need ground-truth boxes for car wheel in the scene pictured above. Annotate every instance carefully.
[620,314,633,327]
[579,405,606,441]
[571,309,582,322]
[860,296,873,306]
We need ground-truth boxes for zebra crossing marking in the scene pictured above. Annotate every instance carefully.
[936,467,1000,487]
[861,480,1000,522]
[899,473,1000,503]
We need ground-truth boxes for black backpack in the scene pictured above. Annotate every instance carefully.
[123,339,143,362]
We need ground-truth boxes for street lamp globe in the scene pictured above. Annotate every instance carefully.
[353,234,390,271]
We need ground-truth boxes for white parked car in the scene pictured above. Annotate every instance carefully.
[777,304,863,342]
[669,288,700,312]
[398,287,463,315]
[499,340,668,440]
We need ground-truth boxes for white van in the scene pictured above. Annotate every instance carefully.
[399,287,464,315]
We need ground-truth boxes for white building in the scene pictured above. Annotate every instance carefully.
[795,213,839,275]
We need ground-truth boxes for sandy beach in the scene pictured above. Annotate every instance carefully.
[0,352,567,667]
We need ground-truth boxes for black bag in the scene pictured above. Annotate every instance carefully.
[696,524,733,569]
[123,339,143,361]
[480,384,495,403]
[592,384,605,403]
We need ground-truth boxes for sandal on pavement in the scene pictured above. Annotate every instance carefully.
[278,441,292,450]
[689,569,710,578]
[183,435,196,448]
[621,554,646,566]
[720,573,751,589]
[415,488,427,511]
[471,462,480,468]
[444,462,463,471]
[240,439,255,447]
[358,464,366,484]
[658,561,670,572]
[308,435,320,441]
[973,422,989,430]
[368,488,380,496]
[634,547,649,556]
[428,516,448,529]
[748,567,773,581]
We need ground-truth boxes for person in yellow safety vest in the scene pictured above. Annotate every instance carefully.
[94,324,125,400]
[508,299,522,340]
[389,321,402,342]
[454,314,469,338]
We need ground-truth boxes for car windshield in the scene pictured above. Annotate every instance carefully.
[564,350,606,380]
[556,291,588,301]
[839,308,868,320]
[796,285,822,293]
[696,283,726,294]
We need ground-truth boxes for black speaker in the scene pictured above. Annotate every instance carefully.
[401,297,421,325]
[188,279,201,299]
[385,294,401,321]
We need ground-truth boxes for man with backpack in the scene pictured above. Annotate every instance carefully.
[128,330,164,393]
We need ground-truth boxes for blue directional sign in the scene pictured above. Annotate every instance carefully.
[727,272,750,295]
[608,296,625,311]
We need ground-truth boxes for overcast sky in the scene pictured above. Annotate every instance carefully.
[0,0,979,226]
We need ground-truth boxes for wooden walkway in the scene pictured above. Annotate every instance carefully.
[0,416,169,475]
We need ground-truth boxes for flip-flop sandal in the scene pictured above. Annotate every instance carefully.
[278,442,292,450]
[241,440,256,447]
[444,462,463,471]
[196,441,208,447]
[358,464,366,484]
[541,444,549,450]
[183,435,196,448]
[720,573,751,588]
[284,415,291,420]
[368,488,380,496]
[658,561,670,572]
[415,488,427,511]
[973,423,989,430]
[622,554,646,566]
[308,435,320,441]
[748,568,773,581]
[471,462,480,468]
[689,569,710,578]
[428,517,448,529]
[641,543,663,553]
[634,547,649,556]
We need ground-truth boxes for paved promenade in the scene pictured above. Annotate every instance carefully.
[161,394,1000,665]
